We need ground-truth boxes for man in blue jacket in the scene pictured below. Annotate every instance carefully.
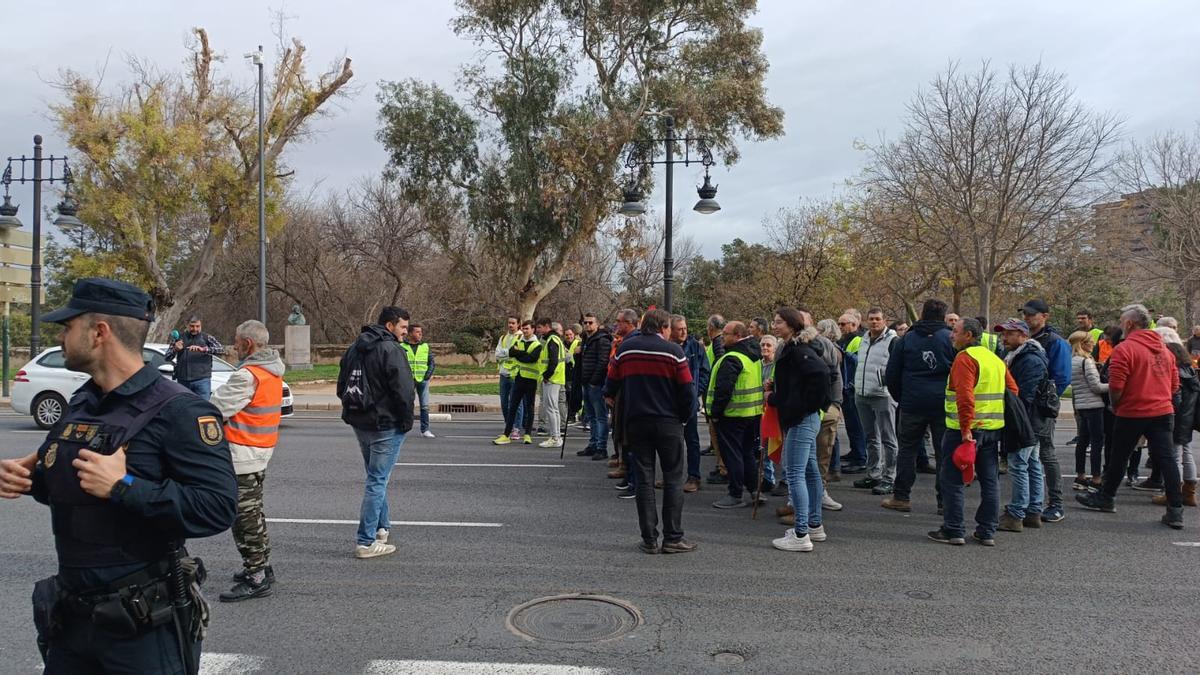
[1021,299,1069,523]
[672,315,710,493]
[997,319,1048,532]
[882,298,957,513]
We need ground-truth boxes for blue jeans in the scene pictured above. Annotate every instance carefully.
[180,378,211,400]
[415,380,431,432]
[939,428,1000,539]
[841,389,867,465]
[500,374,529,433]
[353,427,407,546]
[784,412,823,536]
[761,450,777,485]
[1006,446,1044,519]
[585,384,609,452]
[684,406,701,480]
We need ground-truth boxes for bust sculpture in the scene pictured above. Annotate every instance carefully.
[287,304,306,326]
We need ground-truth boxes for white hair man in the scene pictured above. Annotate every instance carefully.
[211,320,286,601]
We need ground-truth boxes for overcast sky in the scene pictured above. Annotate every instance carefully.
[2,1,1197,257]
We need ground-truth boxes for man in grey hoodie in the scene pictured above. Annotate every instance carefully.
[211,320,285,602]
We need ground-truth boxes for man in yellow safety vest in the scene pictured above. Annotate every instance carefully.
[402,323,436,438]
[707,321,764,510]
[928,318,1018,546]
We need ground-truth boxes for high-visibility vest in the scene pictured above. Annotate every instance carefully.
[567,337,581,367]
[980,331,1000,353]
[1088,327,1103,345]
[402,342,431,381]
[537,334,567,385]
[498,332,520,374]
[945,345,1006,431]
[511,338,542,381]
[706,351,764,418]
[705,342,715,366]
[846,335,862,355]
[224,365,283,448]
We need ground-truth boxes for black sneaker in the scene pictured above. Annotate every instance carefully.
[771,481,790,497]
[638,540,659,554]
[1072,476,1091,491]
[871,481,894,496]
[219,577,272,603]
[927,529,965,546]
[614,480,630,490]
[1075,492,1116,513]
[576,446,597,457]
[853,477,880,489]
[233,565,275,584]
[759,480,775,494]
[841,464,867,475]
[1131,479,1164,492]
[535,427,548,436]
[591,451,610,461]
[701,446,714,456]
[617,487,636,500]
[971,532,996,547]
[707,473,729,485]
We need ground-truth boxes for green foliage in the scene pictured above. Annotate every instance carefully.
[451,332,488,358]
[429,382,500,395]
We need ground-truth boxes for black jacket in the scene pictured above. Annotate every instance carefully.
[767,330,832,430]
[709,337,762,419]
[337,324,415,432]
[581,327,613,387]
[885,319,955,415]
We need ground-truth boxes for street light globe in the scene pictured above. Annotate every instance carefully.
[52,195,84,231]
[0,194,22,228]
[618,183,646,217]
[693,173,720,215]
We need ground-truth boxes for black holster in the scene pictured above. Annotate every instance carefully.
[32,576,65,662]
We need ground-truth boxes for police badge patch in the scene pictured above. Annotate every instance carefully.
[44,443,58,468]
[198,416,223,446]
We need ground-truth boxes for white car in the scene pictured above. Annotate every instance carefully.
[11,343,294,429]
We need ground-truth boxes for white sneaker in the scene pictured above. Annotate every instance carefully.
[808,525,827,542]
[538,438,563,448]
[376,528,388,544]
[355,541,396,559]
[772,529,813,552]
[421,430,436,439]
[822,492,843,511]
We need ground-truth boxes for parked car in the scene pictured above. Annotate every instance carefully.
[11,343,294,429]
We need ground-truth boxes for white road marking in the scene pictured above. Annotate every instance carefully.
[1171,541,1200,547]
[267,518,502,527]
[398,462,564,468]
[8,430,47,434]
[365,661,611,674]
[200,652,266,674]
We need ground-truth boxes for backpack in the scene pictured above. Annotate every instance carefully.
[340,347,375,412]
[1034,376,1060,419]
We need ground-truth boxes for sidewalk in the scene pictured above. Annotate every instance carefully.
[290,391,502,413]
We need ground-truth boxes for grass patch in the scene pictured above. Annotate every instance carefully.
[283,363,341,382]
[436,363,495,376]
[428,382,500,395]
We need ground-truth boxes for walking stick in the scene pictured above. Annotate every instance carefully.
[752,445,766,520]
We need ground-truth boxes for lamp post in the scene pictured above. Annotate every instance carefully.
[2,135,84,361]
[246,46,267,325]
[618,114,721,313]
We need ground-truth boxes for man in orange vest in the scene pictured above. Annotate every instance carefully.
[211,319,284,602]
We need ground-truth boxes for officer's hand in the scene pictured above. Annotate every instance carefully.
[187,345,205,353]
[73,447,126,500]
[0,453,37,498]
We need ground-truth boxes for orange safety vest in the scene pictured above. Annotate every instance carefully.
[224,365,283,448]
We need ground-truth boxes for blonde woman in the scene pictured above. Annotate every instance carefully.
[760,334,780,492]
[1069,331,1107,490]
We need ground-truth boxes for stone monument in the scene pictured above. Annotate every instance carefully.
[283,304,312,370]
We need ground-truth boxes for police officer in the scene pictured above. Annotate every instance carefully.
[0,278,237,674]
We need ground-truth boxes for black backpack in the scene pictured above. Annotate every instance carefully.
[1034,376,1060,419]
[340,347,375,412]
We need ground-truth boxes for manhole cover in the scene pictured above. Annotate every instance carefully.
[714,652,745,664]
[507,594,641,643]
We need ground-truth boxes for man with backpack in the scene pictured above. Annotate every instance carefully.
[337,307,415,559]
[1021,299,1070,523]
[995,319,1048,533]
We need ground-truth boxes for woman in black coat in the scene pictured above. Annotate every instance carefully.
[765,307,831,552]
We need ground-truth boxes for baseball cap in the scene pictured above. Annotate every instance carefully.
[994,318,1030,335]
[41,278,155,324]
[1020,299,1050,315]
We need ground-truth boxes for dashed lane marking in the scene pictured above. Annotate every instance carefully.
[200,652,266,674]
[266,518,503,528]
[365,661,612,674]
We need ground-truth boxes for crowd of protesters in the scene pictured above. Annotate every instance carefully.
[490,298,1196,552]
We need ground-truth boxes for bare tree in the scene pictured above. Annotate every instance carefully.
[1116,126,1200,322]
[864,61,1121,320]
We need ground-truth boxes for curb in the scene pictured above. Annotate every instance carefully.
[289,404,456,421]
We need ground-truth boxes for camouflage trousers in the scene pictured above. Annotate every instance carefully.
[233,470,270,572]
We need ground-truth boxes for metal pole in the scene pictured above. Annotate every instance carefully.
[663,117,674,313]
[256,46,267,326]
[30,135,42,356]
[3,301,10,398]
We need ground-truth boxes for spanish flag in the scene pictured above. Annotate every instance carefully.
[761,402,783,464]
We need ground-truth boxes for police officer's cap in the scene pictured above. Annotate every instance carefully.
[41,278,155,324]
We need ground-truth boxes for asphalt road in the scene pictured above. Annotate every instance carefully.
[1,410,1197,674]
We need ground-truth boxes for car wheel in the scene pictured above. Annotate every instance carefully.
[32,393,67,430]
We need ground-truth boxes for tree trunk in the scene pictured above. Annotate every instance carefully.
[977,278,993,329]
[515,264,566,321]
